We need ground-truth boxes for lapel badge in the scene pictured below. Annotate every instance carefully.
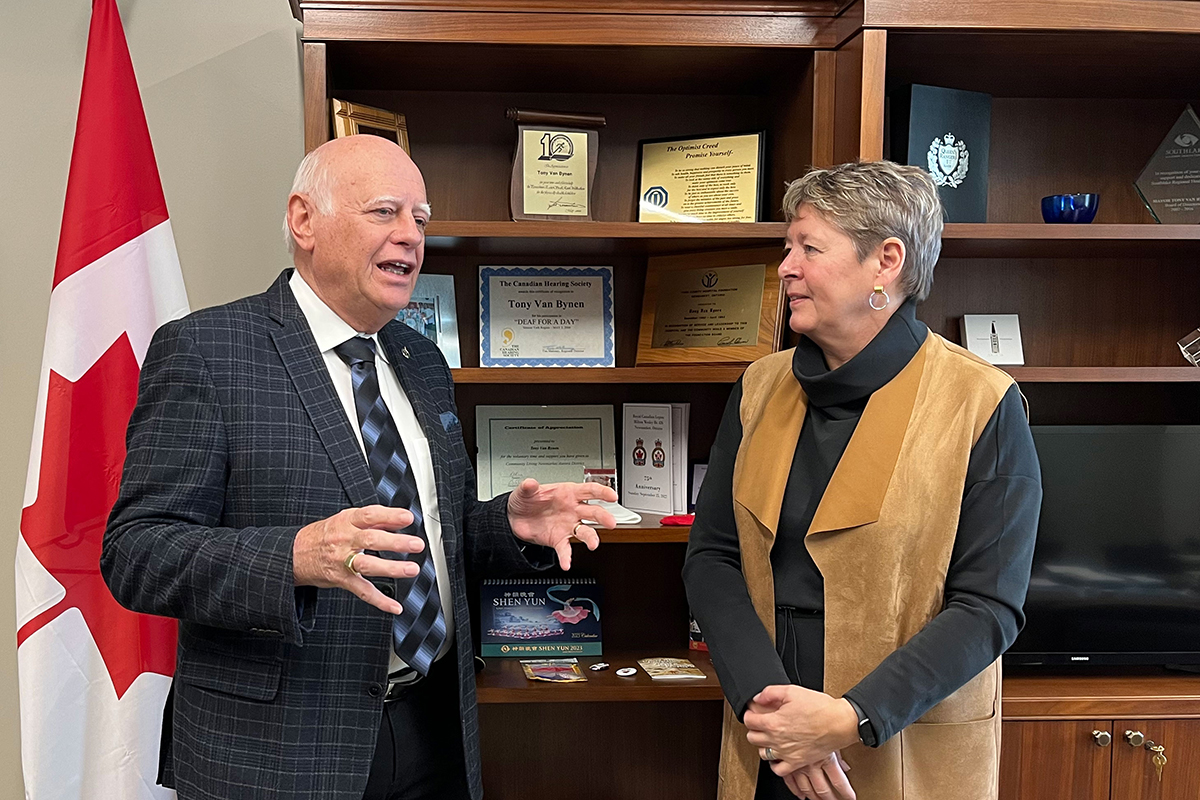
[402,346,411,359]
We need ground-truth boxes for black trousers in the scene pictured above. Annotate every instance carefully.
[362,656,471,800]
[755,608,825,800]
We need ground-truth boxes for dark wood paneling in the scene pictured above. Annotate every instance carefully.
[327,41,814,95]
[917,258,1199,368]
[1111,719,1200,799]
[987,99,1200,225]
[479,701,721,800]
[302,42,329,153]
[999,720,1113,800]
[886,31,1200,99]
[864,0,1200,34]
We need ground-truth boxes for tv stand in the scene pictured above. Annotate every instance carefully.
[1001,670,1200,799]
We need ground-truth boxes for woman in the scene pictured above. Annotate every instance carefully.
[683,161,1041,800]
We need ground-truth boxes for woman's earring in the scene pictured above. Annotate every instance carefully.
[868,285,890,311]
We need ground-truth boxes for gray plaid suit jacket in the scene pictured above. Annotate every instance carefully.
[102,271,545,800]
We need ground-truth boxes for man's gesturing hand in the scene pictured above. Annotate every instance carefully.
[507,479,617,570]
[293,505,426,614]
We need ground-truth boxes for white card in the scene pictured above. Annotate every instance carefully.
[962,314,1024,365]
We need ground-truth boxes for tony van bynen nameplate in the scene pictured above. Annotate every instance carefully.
[651,264,765,349]
[638,132,763,222]
[522,129,590,216]
[480,266,615,367]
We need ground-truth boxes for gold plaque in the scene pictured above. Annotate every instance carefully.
[638,132,764,223]
[330,99,409,153]
[637,247,784,365]
[507,108,604,222]
[520,129,590,217]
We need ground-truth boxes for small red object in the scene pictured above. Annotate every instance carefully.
[660,514,695,526]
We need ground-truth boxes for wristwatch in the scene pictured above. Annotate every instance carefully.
[846,697,878,748]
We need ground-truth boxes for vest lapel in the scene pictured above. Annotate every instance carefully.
[734,370,807,540]
[808,332,931,536]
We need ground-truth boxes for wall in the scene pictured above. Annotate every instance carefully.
[0,1,304,795]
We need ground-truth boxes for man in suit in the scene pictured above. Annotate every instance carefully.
[101,134,616,800]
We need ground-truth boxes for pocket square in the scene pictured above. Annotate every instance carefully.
[440,411,460,432]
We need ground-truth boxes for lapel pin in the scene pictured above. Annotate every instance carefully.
[401,346,411,359]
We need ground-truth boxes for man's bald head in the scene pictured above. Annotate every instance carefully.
[283,135,429,255]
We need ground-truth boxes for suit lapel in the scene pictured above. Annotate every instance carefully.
[377,323,459,560]
[807,332,930,536]
[266,272,377,508]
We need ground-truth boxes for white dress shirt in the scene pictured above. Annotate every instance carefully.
[290,271,454,670]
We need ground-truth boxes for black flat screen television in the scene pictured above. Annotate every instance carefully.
[1005,425,1200,667]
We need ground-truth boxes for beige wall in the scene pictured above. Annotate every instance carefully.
[0,1,304,795]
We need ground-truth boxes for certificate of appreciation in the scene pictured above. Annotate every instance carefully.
[480,266,615,367]
[476,405,618,500]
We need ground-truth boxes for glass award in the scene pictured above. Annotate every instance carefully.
[1134,105,1200,224]
[1179,328,1200,367]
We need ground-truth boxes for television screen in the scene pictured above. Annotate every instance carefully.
[1006,425,1200,666]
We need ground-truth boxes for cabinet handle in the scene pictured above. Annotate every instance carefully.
[1092,730,1112,747]
[1124,730,1145,747]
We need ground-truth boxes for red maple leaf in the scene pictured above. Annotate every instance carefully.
[17,333,176,698]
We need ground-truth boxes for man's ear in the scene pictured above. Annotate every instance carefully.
[287,194,318,253]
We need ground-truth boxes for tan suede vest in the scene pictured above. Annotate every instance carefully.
[718,331,1014,800]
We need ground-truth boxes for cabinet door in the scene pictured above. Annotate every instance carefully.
[1111,719,1200,800]
[1000,720,1112,800]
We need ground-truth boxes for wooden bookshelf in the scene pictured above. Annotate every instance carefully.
[476,648,721,704]
[1004,367,1200,383]
[451,366,747,384]
[600,512,690,543]
[940,224,1200,258]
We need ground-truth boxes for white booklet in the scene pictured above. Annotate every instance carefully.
[670,403,690,514]
[622,403,674,515]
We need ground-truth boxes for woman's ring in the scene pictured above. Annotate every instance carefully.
[763,747,777,762]
[344,551,362,577]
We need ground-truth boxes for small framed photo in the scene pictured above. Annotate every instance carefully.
[395,274,460,368]
[961,314,1025,365]
[331,98,410,153]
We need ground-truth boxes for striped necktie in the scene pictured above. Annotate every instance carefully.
[334,335,446,676]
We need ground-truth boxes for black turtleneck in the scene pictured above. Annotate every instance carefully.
[683,300,1040,754]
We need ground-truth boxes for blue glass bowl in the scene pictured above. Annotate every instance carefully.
[1041,193,1100,224]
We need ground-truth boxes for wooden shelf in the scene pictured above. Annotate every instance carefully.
[476,648,722,704]
[1004,367,1200,383]
[1003,671,1200,720]
[940,224,1200,258]
[426,221,788,256]
[451,366,747,383]
[599,512,690,543]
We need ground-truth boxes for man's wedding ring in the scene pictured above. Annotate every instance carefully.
[344,551,362,577]
[763,747,777,762]
[571,521,584,538]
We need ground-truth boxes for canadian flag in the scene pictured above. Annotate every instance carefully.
[15,1,189,797]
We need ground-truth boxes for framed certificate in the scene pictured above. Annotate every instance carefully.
[637,131,764,223]
[479,266,615,368]
[476,405,618,500]
[394,273,460,368]
[636,247,784,365]
[507,108,604,221]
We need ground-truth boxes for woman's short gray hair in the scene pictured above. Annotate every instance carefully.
[781,161,944,302]
[282,147,335,255]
